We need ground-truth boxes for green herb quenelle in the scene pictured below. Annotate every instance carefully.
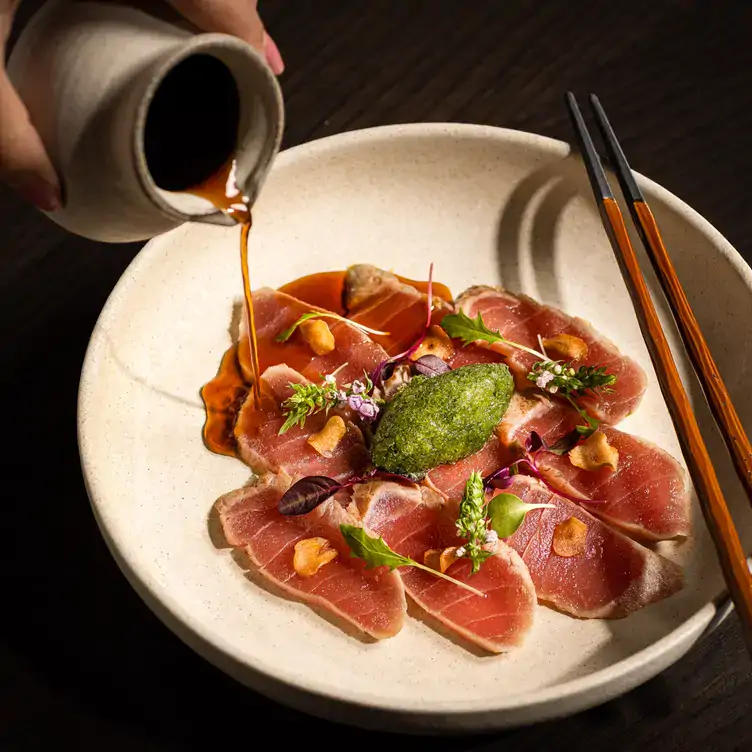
[370,363,514,478]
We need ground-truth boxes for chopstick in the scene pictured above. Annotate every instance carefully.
[565,92,752,654]
[589,93,752,508]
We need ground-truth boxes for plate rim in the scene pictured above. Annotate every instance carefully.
[77,122,750,724]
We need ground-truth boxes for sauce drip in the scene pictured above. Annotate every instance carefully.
[190,160,263,455]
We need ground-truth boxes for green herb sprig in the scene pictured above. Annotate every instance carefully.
[278,380,340,434]
[527,361,616,398]
[340,525,486,597]
[455,471,493,574]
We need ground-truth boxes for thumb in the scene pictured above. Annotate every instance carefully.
[0,70,61,211]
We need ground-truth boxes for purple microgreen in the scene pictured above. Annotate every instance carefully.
[525,430,547,455]
[482,434,606,504]
[413,354,451,377]
[278,468,417,516]
[277,476,344,515]
[483,464,515,491]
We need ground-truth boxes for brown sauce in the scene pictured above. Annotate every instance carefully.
[279,271,348,314]
[199,344,248,456]
[280,270,453,315]
[187,159,263,455]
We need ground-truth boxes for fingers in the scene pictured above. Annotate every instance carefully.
[165,0,284,74]
[0,70,61,211]
[263,32,285,75]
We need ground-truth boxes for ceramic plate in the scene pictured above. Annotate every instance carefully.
[78,124,752,732]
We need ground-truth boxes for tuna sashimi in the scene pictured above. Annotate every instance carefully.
[239,287,387,384]
[344,265,453,355]
[503,475,684,618]
[497,393,691,541]
[216,475,407,639]
[456,286,647,425]
[234,364,370,482]
[355,481,536,653]
[425,434,514,502]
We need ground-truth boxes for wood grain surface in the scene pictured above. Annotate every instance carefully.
[1,1,751,749]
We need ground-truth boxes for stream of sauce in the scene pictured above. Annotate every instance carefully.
[190,160,262,456]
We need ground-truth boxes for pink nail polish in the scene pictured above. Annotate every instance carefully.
[16,176,61,212]
[264,34,285,76]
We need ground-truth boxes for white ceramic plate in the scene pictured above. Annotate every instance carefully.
[78,124,752,732]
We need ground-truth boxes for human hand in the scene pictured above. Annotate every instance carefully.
[0,0,284,212]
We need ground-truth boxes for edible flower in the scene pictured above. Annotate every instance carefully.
[279,369,382,433]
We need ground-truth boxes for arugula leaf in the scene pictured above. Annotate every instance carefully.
[339,525,485,597]
[487,493,555,538]
[441,311,546,359]
[441,310,508,347]
[339,525,412,570]
[276,311,388,343]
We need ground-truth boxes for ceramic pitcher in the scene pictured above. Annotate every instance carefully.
[8,0,284,242]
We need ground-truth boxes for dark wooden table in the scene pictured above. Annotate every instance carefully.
[2,1,751,749]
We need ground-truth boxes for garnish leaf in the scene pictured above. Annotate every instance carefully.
[340,524,486,597]
[455,471,492,574]
[487,493,555,539]
[339,524,412,571]
[276,311,388,343]
[441,310,508,347]
[278,476,342,515]
[413,354,451,377]
[441,311,551,360]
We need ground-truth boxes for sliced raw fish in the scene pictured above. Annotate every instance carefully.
[497,393,691,541]
[425,434,514,502]
[234,364,370,482]
[503,475,684,618]
[344,264,452,355]
[355,481,536,653]
[239,287,387,384]
[216,475,406,639]
[456,286,647,425]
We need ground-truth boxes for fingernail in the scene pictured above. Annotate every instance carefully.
[14,175,61,212]
[264,34,285,76]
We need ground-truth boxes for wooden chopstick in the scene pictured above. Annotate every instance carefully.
[565,92,752,654]
[588,93,752,508]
